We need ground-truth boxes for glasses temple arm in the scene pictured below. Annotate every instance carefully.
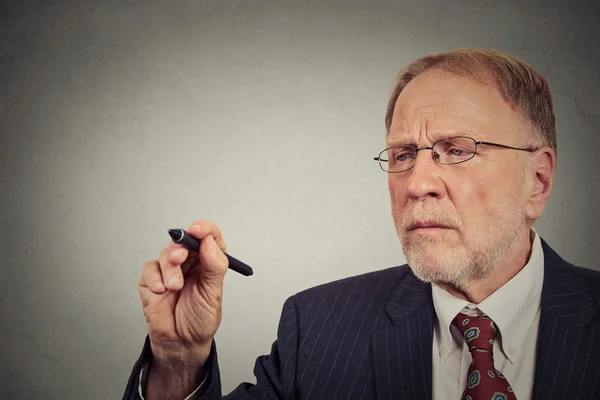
[476,141,537,152]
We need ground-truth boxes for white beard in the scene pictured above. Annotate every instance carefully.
[393,185,529,289]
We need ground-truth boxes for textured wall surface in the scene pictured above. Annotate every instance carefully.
[1,1,599,398]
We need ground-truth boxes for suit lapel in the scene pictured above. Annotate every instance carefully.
[533,240,599,399]
[370,270,435,400]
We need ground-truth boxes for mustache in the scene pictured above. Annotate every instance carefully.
[396,207,460,230]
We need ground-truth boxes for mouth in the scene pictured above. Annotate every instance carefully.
[408,221,455,231]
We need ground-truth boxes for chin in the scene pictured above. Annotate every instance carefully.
[402,241,473,286]
[405,248,447,277]
[408,257,464,285]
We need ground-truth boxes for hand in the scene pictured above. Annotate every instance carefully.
[139,220,229,369]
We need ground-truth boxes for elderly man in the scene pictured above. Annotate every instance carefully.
[123,49,600,400]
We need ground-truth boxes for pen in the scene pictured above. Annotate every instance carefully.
[167,228,254,276]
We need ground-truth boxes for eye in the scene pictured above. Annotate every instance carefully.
[395,152,412,162]
[449,147,467,156]
[435,138,475,161]
[391,148,416,163]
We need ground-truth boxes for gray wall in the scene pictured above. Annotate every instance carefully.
[1,1,599,398]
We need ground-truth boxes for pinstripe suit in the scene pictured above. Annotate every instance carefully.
[123,239,600,399]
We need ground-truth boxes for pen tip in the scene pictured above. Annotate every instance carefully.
[167,229,181,240]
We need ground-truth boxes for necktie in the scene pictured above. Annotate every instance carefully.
[452,313,517,400]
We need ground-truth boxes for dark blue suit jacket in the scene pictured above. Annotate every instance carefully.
[123,239,600,399]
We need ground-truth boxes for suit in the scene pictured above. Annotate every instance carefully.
[123,239,600,399]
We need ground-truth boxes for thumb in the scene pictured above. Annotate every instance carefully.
[198,235,229,280]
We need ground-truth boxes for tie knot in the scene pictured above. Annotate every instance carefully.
[452,313,498,352]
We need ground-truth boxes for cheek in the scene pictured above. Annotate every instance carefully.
[388,178,405,212]
[448,175,486,220]
[450,170,514,224]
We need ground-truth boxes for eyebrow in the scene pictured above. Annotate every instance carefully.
[385,131,484,147]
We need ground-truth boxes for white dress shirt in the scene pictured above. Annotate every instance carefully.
[432,230,544,400]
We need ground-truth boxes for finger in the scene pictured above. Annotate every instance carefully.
[140,259,166,294]
[197,234,229,282]
[181,251,200,279]
[187,221,228,254]
[166,245,188,265]
[159,247,184,291]
[165,244,199,278]
[138,283,155,316]
[178,235,227,281]
[167,240,188,251]
[138,282,176,335]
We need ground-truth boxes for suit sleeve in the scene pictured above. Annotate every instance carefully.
[123,295,300,400]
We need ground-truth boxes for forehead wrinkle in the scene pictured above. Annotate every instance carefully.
[388,96,489,147]
[385,128,485,147]
[388,111,485,144]
[387,113,445,146]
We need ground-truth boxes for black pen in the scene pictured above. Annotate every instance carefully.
[167,229,254,276]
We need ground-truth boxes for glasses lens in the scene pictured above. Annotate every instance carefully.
[433,137,476,164]
[386,146,417,172]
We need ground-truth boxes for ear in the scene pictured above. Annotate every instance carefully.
[526,147,556,221]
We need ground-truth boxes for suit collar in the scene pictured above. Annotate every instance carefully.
[384,268,434,322]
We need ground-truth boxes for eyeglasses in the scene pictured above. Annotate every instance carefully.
[374,136,537,173]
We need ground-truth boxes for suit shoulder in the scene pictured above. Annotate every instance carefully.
[542,238,600,280]
[570,264,600,279]
[542,238,600,297]
[557,259,600,285]
[551,261,600,309]
[571,264,600,295]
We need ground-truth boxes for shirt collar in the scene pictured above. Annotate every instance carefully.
[432,279,469,360]
[432,229,544,363]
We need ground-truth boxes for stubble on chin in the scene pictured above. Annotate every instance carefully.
[399,229,476,288]
[392,206,473,287]
[394,207,528,290]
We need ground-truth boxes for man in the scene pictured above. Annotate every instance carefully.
[123,49,600,400]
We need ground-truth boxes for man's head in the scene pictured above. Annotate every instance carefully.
[385,49,556,290]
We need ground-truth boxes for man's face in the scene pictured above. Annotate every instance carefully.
[388,68,531,287]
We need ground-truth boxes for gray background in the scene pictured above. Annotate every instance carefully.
[1,0,599,399]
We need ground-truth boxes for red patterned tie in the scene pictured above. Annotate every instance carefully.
[452,313,517,400]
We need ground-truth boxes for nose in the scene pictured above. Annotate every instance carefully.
[403,149,445,200]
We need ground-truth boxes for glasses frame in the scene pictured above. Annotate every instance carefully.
[374,136,538,173]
